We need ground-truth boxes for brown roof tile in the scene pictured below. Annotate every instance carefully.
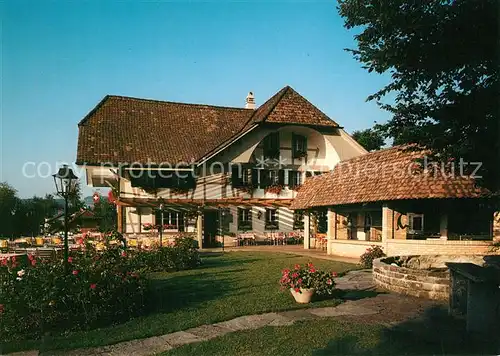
[76,86,338,165]
[291,146,490,210]
[252,86,338,127]
[77,96,255,165]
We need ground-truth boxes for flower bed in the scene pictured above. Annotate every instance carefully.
[0,236,200,342]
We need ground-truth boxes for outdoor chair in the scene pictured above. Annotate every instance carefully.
[276,232,286,245]
[238,233,255,246]
[264,232,274,245]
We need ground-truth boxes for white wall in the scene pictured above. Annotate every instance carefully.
[95,124,366,235]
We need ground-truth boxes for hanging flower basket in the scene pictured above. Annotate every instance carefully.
[142,223,154,231]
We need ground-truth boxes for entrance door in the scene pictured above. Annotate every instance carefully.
[203,210,219,247]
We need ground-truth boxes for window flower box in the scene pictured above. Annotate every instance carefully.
[264,184,284,195]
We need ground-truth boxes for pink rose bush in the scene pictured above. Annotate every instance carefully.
[0,235,200,342]
[279,262,337,296]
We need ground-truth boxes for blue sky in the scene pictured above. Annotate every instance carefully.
[1,0,391,198]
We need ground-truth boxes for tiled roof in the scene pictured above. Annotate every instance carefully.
[290,146,490,210]
[76,86,338,165]
[252,86,339,127]
[77,97,255,165]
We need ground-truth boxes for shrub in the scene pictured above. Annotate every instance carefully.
[0,245,147,342]
[0,235,201,342]
[279,263,337,296]
[359,245,385,268]
[127,236,201,273]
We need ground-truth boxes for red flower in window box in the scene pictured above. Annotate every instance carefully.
[264,184,283,195]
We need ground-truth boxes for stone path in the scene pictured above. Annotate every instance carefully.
[9,271,436,356]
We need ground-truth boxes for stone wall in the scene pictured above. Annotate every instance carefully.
[328,239,494,259]
[330,240,383,257]
[385,239,493,256]
[373,256,450,300]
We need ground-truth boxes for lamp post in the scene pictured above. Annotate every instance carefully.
[52,165,78,272]
[158,202,164,247]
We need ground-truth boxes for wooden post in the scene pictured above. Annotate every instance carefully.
[117,206,123,233]
[196,212,203,249]
[440,214,448,240]
[327,208,334,255]
[304,212,310,250]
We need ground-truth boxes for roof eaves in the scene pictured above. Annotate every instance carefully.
[78,95,111,126]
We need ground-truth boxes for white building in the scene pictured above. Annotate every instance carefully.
[76,86,366,247]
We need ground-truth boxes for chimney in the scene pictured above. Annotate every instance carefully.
[245,91,255,109]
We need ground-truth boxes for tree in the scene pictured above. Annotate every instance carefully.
[0,183,19,237]
[352,126,385,151]
[92,196,117,232]
[338,0,499,190]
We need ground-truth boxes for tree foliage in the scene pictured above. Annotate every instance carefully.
[352,126,385,151]
[338,0,499,190]
[0,181,85,237]
[92,196,117,233]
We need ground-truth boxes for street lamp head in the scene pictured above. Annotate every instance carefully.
[53,165,78,196]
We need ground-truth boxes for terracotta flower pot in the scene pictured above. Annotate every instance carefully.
[290,288,315,304]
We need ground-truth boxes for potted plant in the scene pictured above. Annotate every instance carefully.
[279,263,337,303]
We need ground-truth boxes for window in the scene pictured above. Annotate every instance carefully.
[263,132,280,160]
[292,134,307,158]
[305,171,323,179]
[259,169,284,188]
[293,211,304,230]
[289,171,302,188]
[269,170,279,185]
[408,214,424,233]
[265,209,279,229]
[237,208,252,231]
[231,166,250,187]
[155,210,185,231]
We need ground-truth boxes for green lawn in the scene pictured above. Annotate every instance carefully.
[163,316,497,356]
[1,252,356,354]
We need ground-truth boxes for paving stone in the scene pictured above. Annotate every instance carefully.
[267,316,295,327]
[277,309,319,321]
[158,331,203,347]
[7,352,39,356]
[186,324,232,339]
[213,312,290,331]
[309,303,378,317]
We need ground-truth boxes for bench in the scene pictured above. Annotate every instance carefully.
[446,262,500,335]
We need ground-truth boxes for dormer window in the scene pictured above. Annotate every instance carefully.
[263,132,280,160]
[292,134,307,159]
